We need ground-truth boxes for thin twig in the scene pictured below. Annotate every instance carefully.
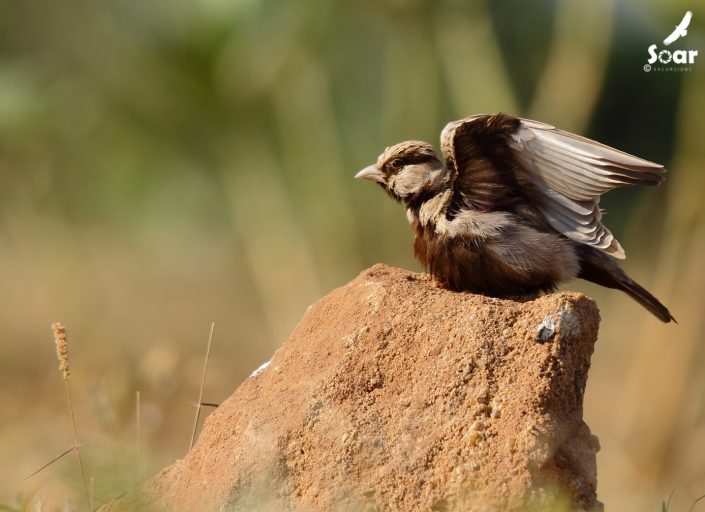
[189,322,215,451]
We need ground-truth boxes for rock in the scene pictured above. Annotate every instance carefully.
[104,264,602,512]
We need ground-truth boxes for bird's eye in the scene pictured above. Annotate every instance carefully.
[391,159,403,169]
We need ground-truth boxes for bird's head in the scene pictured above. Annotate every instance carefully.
[355,141,449,203]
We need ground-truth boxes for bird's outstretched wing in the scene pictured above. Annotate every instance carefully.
[440,114,520,215]
[440,114,667,259]
[664,11,692,45]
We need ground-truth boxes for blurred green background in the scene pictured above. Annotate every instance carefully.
[1,0,704,509]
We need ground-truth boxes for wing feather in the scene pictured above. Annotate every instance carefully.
[510,119,666,258]
[440,114,667,259]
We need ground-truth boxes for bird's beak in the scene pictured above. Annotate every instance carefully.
[355,165,385,184]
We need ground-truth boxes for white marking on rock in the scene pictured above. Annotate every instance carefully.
[537,316,556,341]
[558,307,581,336]
[250,360,271,377]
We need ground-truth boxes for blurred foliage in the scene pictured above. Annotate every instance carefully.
[0,0,704,509]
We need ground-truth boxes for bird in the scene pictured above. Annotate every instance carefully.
[663,11,692,46]
[355,113,675,322]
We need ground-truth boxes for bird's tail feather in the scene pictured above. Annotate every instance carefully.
[577,246,676,323]
[618,276,676,323]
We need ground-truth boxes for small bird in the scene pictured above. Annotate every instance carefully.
[355,113,675,322]
[663,11,693,46]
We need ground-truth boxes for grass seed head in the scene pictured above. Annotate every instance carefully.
[52,322,70,379]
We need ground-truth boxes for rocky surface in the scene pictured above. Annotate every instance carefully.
[104,264,601,511]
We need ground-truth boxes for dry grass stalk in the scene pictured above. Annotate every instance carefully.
[22,444,77,481]
[136,390,142,480]
[689,494,705,512]
[89,476,94,512]
[189,322,215,452]
[51,322,91,512]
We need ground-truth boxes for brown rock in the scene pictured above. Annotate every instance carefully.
[105,264,601,511]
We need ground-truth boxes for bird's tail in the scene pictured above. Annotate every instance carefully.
[617,275,676,323]
[577,246,676,323]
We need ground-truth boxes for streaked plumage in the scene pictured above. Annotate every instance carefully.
[356,113,675,322]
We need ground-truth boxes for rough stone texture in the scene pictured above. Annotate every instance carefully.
[105,264,601,512]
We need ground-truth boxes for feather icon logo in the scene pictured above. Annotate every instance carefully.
[645,10,698,72]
